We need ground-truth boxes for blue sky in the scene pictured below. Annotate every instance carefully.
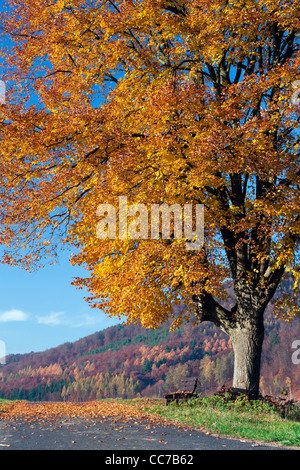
[0,250,121,355]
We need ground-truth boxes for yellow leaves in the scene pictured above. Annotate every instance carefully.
[230,205,244,216]
[53,0,65,14]
[172,265,184,283]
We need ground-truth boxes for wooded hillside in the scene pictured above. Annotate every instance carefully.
[0,305,298,402]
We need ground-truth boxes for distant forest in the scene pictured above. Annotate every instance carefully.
[0,304,299,402]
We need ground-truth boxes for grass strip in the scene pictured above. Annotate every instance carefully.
[123,396,300,447]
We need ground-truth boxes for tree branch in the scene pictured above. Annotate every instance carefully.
[193,292,236,334]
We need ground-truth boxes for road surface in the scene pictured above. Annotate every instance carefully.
[0,414,289,451]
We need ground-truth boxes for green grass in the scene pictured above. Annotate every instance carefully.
[123,395,300,448]
[0,398,12,414]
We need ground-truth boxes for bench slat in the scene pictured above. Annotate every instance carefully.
[165,377,198,405]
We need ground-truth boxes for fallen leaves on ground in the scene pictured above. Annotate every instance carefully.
[0,400,179,429]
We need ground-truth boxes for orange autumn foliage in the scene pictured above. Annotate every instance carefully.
[0,399,170,425]
[0,0,298,325]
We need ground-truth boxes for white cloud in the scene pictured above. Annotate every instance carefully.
[0,309,29,323]
[72,314,102,328]
[35,311,121,330]
[36,312,65,326]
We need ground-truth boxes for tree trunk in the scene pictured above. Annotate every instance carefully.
[229,319,264,399]
[193,289,267,400]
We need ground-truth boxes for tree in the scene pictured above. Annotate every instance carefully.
[0,0,299,398]
[164,362,189,391]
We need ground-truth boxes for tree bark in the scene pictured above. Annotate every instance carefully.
[229,319,264,399]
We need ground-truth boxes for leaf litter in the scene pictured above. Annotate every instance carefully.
[0,400,191,444]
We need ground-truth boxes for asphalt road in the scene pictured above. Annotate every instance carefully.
[0,414,288,452]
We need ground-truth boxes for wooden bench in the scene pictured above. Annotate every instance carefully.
[165,377,198,405]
